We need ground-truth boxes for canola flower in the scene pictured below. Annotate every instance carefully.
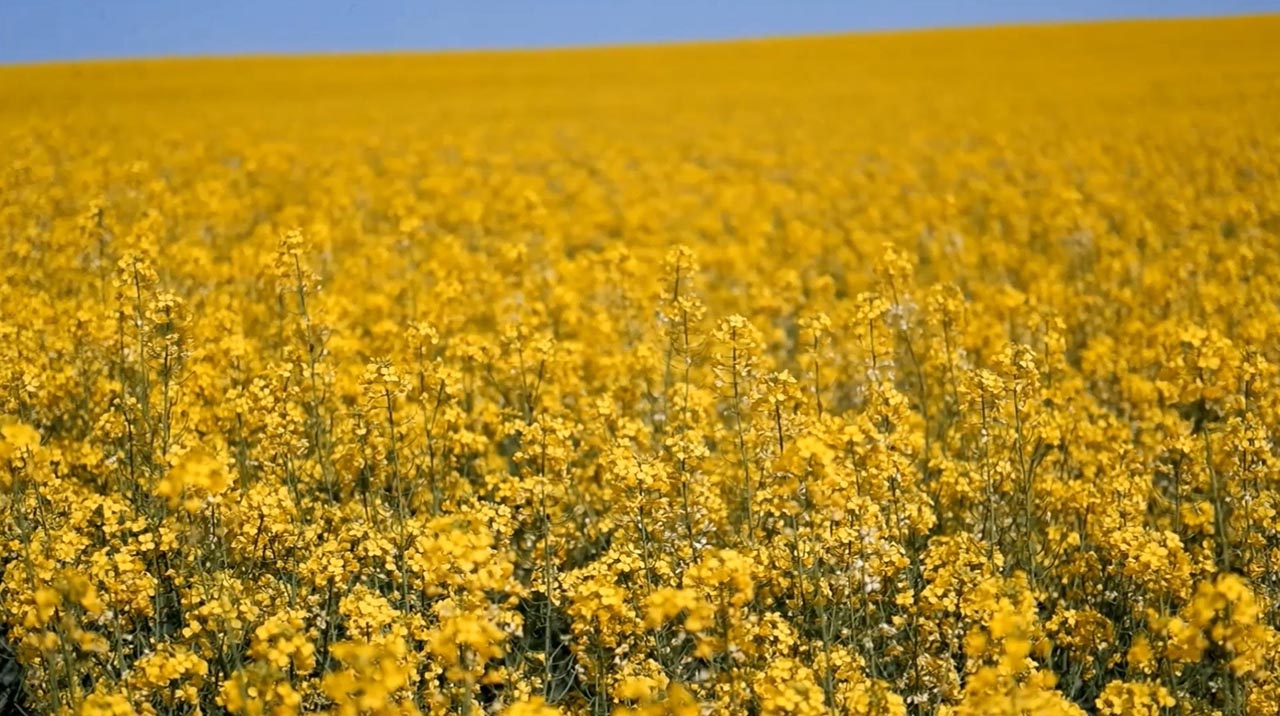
[2,14,1280,716]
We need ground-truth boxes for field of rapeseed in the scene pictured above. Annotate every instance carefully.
[3,14,1280,716]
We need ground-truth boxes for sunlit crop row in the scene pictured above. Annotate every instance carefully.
[3,15,1280,716]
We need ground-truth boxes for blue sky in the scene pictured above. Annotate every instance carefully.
[2,0,1278,65]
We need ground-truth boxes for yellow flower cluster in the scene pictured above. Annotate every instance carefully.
[3,14,1280,716]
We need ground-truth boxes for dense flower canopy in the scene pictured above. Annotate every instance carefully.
[2,14,1280,716]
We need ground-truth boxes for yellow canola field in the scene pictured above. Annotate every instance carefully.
[3,15,1280,716]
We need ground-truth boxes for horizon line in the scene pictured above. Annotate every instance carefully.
[2,10,1274,70]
